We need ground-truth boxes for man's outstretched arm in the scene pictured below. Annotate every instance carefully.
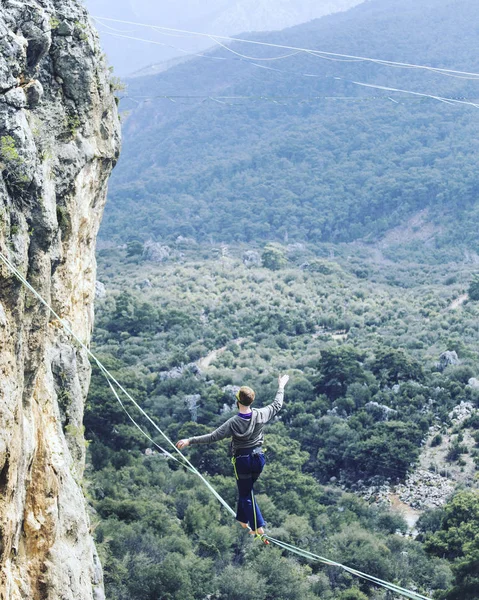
[256,374,289,423]
[176,418,234,449]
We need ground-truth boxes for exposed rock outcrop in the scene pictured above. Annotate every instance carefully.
[356,469,455,511]
[436,351,460,371]
[242,250,261,267]
[0,1,120,599]
[143,240,171,263]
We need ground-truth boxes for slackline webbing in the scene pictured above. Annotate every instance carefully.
[0,249,433,600]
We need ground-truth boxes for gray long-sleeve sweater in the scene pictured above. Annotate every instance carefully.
[189,388,284,453]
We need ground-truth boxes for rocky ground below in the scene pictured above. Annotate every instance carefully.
[355,401,478,534]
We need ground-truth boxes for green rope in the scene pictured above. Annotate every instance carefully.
[0,249,433,600]
[265,536,432,600]
[107,378,197,474]
[0,250,236,518]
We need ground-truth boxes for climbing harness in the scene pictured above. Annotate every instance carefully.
[231,456,239,480]
[0,249,433,600]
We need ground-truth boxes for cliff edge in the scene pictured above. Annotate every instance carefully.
[0,1,120,598]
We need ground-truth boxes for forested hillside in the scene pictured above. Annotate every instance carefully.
[100,0,479,253]
[86,0,479,598]
[86,243,479,599]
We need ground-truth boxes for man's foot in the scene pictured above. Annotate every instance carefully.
[252,528,269,544]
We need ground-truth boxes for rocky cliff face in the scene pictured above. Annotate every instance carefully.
[0,1,120,598]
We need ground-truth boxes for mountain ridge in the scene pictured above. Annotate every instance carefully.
[101,0,479,257]
[88,0,365,75]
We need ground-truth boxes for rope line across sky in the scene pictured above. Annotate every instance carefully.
[92,18,479,110]
[91,15,479,79]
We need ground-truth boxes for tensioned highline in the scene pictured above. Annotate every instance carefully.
[92,22,479,110]
[0,248,434,600]
[91,15,479,80]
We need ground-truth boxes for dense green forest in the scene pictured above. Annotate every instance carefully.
[100,0,479,252]
[85,244,479,599]
[85,0,479,597]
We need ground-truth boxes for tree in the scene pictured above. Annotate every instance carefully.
[217,565,267,600]
[443,551,479,600]
[314,346,367,401]
[126,240,144,258]
[262,244,287,271]
[339,589,368,600]
[425,491,479,560]
[370,347,424,385]
[425,491,479,600]
[106,292,159,335]
[468,274,479,301]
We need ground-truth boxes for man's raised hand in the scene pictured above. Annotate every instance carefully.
[278,374,290,390]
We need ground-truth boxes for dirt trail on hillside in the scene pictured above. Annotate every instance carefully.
[197,338,245,370]
[448,294,468,310]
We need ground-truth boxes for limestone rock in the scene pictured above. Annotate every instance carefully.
[95,281,106,299]
[286,243,306,254]
[222,384,240,398]
[467,377,479,389]
[436,351,460,371]
[143,240,171,262]
[365,401,397,421]
[137,278,152,289]
[242,250,261,266]
[176,235,197,246]
[449,401,475,423]
[0,1,121,598]
[184,394,201,422]
[159,362,200,381]
[356,469,455,511]
[24,80,44,108]
[395,470,455,510]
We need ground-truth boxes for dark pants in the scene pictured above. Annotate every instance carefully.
[232,452,266,530]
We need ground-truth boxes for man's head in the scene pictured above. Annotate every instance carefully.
[236,386,255,407]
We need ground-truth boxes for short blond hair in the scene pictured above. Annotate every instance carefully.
[237,386,255,406]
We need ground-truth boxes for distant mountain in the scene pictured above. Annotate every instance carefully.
[87,0,364,75]
[101,0,479,257]
[190,0,364,37]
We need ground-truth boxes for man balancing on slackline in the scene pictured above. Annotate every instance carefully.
[176,374,289,539]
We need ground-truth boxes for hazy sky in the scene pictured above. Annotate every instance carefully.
[87,0,364,76]
[86,0,240,75]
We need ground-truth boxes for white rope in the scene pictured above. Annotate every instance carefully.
[344,78,479,109]
[120,94,479,108]
[91,15,479,81]
[0,249,234,516]
[94,26,228,61]
[93,24,479,111]
[206,35,302,62]
[106,378,196,473]
[0,249,433,599]
[266,536,433,600]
